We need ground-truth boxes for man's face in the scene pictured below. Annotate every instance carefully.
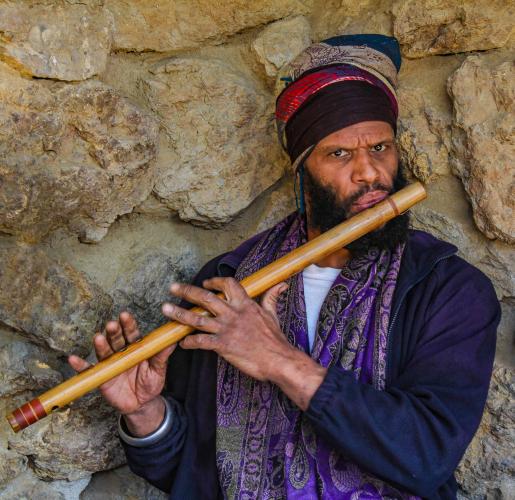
[304,121,398,215]
[303,120,409,252]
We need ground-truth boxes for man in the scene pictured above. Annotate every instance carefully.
[69,35,500,499]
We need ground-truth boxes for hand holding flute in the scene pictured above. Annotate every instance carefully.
[68,312,176,437]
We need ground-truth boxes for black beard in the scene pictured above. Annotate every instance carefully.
[303,165,410,256]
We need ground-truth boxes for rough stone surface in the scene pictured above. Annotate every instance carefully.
[397,87,451,182]
[448,55,514,244]
[0,332,62,398]
[0,470,91,500]
[105,0,312,52]
[0,2,112,81]
[111,252,194,333]
[0,245,112,356]
[0,449,27,487]
[8,393,125,481]
[80,465,167,499]
[393,0,514,58]
[252,16,312,79]
[311,0,394,43]
[456,366,515,498]
[0,64,159,243]
[142,56,286,226]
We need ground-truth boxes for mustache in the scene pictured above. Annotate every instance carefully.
[343,181,393,209]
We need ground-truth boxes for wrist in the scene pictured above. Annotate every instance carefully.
[122,396,166,437]
[271,348,327,411]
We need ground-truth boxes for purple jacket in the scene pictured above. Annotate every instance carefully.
[122,230,500,499]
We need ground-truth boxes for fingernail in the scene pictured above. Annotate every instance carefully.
[162,303,174,315]
[170,282,179,292]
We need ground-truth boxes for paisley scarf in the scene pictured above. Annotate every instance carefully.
[216,212,416,499]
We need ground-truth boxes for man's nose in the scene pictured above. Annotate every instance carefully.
[351,149,379,185]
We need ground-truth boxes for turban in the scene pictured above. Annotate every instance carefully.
[275,34,402,169]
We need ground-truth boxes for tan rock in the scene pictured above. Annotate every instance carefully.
[411,206,514,300]
[393,0,514,58]
[397,88,451,182]
[0,1,112,81]
[0,333,62,398]
[8,393,124,481]
[106,0,312,52]
[0,64,159,243]
[0,245,112,356]
[142,56,287,227]
[311,0,394,43]
[456,366,515,498]
[0,470,90,500]
[0,450,27,487]
[252,16,312,79]
[447,55,514,244]
[111,252,192,333]
[253,175,296,233]
[81,466,167,500]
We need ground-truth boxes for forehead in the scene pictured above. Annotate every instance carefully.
[315,121,395,150]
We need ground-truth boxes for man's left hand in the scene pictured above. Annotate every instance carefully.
[162,277,327,410]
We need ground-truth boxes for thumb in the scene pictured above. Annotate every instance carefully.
[261,282,288,320]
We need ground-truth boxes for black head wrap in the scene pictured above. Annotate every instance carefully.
[285,80,397,164]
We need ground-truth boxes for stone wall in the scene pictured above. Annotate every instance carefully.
[0,1,513,498]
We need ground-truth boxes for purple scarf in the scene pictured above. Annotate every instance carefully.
[216,213,416,499]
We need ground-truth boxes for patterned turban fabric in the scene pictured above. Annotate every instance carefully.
[275,34,401,169]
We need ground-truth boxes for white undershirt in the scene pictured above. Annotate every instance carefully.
[302,264,341,352]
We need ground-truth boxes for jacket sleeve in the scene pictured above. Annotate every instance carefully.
[121,254,229,493]
[304,257,500,497]
[120,396,187,492]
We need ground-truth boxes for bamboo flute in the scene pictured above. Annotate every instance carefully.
[6,182,426,433]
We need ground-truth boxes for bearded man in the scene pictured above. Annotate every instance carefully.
[69,34,500,499]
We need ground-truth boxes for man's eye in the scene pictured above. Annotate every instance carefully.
[372,144,387,152]
[332,149,349,158]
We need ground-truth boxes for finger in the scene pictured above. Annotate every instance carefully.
[179,333,219,351]
[261,282,288,320]
[148,344,176,372]
[162,303,220,333]
[169,282,230,316]
[119,311,141,344]
[68,354,91,373]
[105,320,126,352]
[93,332,115,361]
[202,277,248,305]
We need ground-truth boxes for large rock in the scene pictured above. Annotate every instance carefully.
[0,332,62,398]
[111,251,194,333]
[8,393,124,481]
[252,16,312,79]
[142,56,286,227]
[0,2,112,81]
[0,63,159,242]
[81,466,167,500]
[0,245,112,356]
[411,206,514,300]
[0,450,27,488]
[456,366,515,498]
[447,55,514,244]
[397,87,451,182]
[393,0,514,58]
[0,471,90,500]
[105,0,312,52]
[311,0,394,43]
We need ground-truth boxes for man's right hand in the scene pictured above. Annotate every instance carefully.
[68,311,176,437]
